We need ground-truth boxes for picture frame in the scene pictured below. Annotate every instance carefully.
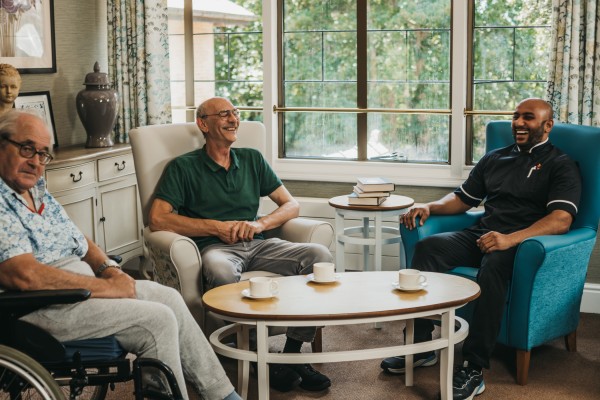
[14,91,58,148]
[0,0,56,74]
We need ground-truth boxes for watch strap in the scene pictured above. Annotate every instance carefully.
[96,259,121,277]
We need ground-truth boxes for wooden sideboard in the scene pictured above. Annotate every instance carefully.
[45,144,143,266]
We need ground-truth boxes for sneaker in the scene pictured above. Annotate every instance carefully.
[288,364,331,391]
[269,364,301,392]
[380,351,438,374]
[453,361,485,400]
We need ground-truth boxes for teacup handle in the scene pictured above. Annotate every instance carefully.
[418,275,427,284]
[270,281,279,294]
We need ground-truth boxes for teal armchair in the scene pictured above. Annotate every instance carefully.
[400,121,600,385]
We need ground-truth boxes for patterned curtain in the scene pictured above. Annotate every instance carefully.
[546,0,600,126]
[107,0,172,143]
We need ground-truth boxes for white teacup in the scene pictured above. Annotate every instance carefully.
[398,269,427,289]
[249,277,279,298]
[313,262,336,282]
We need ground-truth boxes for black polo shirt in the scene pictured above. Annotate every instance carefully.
[454,139,581,234]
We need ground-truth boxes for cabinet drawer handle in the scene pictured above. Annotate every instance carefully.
[115,161,126,171]
[100,217,106,222]
[70,172,83,182]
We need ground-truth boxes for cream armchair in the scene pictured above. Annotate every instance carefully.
[129,121,334,333]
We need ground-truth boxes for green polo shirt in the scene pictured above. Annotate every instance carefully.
[154,146,282,250]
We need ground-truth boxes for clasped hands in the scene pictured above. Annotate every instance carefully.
[217,220,264,245]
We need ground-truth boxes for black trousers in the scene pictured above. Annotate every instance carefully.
[410,227,517,369]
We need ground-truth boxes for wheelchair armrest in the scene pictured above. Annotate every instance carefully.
[0,289,91,319]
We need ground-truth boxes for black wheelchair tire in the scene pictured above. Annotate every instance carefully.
[0,344,64,400]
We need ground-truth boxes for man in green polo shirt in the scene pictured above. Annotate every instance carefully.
[150,97,333,393]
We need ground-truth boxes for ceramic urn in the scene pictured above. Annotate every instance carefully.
[76,62,119,148]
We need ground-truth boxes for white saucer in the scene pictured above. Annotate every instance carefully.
[241,288,277,299]
[307,273,341,284]
[392,281,428,292]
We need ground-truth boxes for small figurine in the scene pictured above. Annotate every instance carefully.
[0,64,21,116]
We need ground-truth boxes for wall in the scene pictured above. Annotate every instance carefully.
[19,0,108,148]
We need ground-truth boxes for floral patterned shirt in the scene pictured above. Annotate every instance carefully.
[0,177,88,265]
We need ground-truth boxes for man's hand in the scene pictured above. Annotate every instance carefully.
[400,205,431,230]
[232,220,265,242]
[99,270,137,299]
[215,221,241,244]
[476,231,516,253]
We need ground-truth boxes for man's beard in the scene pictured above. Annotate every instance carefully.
[514,122,546,151]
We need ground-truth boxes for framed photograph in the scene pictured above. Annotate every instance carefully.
[14,91,58,148]
[0,0,56,73]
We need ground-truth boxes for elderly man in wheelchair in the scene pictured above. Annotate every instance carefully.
[0,110,243,400]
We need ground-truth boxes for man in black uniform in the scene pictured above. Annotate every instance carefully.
[380,98,581,400]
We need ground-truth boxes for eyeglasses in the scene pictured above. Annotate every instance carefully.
[199,108,240,119]
[3,137,54,165]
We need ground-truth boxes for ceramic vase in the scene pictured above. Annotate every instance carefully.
[76,62,119,148]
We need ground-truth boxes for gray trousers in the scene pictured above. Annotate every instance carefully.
[201,238,333,343]
[21,259,234,400]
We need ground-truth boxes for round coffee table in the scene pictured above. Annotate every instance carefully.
[203,271,480,400]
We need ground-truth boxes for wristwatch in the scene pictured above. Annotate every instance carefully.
[96,259,121,276]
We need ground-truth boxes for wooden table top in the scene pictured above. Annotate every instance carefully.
[328,194,415,211]
[202,271,480,321]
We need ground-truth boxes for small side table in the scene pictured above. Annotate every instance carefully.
[328,194,414,272]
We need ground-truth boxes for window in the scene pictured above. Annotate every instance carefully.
[167,0,263,123]
[277,0,552,165]
[280,0,452,162]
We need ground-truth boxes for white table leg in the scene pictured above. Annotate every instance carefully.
[374,212,383,271]
[362,217,370,271]
[335,211,345,272]
[237,325,250,399]
[256,322,270,400]
[405,319,414,386]
[439,310,455,400]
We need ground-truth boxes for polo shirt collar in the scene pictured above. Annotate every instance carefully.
[0,176,45,210]
[199,145,240,171]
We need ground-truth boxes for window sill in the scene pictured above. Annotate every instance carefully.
[271,158,472,188]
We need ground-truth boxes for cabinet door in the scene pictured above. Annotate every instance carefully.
[98,176,142,255]
[53,187,99,245]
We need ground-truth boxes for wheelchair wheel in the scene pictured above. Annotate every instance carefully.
[0,344,63,400]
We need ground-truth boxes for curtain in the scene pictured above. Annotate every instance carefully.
[107,0,172,143]
[546,0,600,126]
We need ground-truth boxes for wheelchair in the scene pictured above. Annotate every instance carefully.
[0,288,184,400]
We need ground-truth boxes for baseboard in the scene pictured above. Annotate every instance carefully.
[581,283,600,314]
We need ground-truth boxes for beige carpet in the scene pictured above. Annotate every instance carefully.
[107,313,600,399]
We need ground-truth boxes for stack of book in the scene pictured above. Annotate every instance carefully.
[347,177,395,205]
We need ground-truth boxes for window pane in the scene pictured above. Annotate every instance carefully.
[368,0,450,30]
[284,0,356,31]
[284,83,356,107]
[168,1,263,122]
[284,32,324,81]
[368,114,450,162]
[369,82,449,109]
[284,112,357,158]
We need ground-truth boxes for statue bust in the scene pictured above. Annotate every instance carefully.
[0,64,22,116]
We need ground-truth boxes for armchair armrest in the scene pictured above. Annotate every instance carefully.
[264,218,334,248]
[143,227,204,324]
[506,227,597,348]
[400,211,484,266]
